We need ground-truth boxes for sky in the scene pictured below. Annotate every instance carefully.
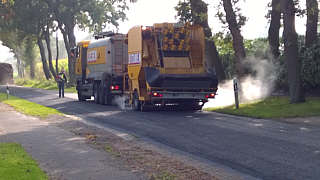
[0,0,307,62]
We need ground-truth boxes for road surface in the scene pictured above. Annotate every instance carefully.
[2,86,320,180]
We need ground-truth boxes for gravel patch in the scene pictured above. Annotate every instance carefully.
[46,115,218,180]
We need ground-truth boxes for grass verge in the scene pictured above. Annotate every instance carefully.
[152,171,176,180]
[0,143,48,180]
[0,93,62,118]
[104,144,121,157]
[205,96,320,119]
[15,79,76,93]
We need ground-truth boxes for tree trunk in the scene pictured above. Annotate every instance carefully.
[29,58,35,79]
[58,22,70,53]
[44,29,57,78]
[37,38,52,80]
[66,23,77,85]
[56,32,59,74]
[268,0,281,59]
[24,37,36,79]
[222,0,246,77]
[305,0,319,47]
[205,39,226,80]
[16,49,25,78]
[58,21,76,85]
[14,53,23,78]
[190,0,226,81]
[282,0,305,103]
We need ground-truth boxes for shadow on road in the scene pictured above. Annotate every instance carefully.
[3,86,320,180]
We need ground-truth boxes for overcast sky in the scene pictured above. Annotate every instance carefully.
[0,0,307,61]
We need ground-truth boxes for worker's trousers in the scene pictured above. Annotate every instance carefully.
[58,81,65,98]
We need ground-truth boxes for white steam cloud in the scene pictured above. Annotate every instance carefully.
[204,56,278,108]
[114,96,132,111]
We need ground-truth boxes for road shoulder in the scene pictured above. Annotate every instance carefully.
[0,102,221,180]
[0,103,144,180]
[0,87,258,180]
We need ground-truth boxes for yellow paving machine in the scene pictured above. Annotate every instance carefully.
[74,23,218,111]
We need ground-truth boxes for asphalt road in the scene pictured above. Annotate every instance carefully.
[2,86,320,180]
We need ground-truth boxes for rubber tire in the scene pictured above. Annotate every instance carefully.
[77,90,85,101]
[94,84,100,104]
[192,104,203,111]
[101,74,112,105]
[140,102,152,112]
[104,81,112,105]
[104,91,112,105]
[179,102,203,111]
[98,85,105,105]
[132,93,141,111]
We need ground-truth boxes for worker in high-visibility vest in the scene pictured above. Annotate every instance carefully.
[56,68,68,98]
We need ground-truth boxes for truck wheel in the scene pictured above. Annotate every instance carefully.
[94,84,100,104]
[192,104,203,111]
[132,93,141,111]
[77,90,85,101]
[179,102,203,111]
[104,83,112,105]
[140,102,152,112]
[101,74,112,105]
[98,85,105,105]
[104,91,112,105]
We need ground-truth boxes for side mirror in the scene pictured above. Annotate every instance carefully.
[70,48,75,57]
[70,47,78,58]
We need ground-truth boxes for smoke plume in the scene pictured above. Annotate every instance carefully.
[114,96,132,111]
[204,56,278,108]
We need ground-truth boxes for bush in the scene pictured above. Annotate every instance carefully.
[15,78,58,90]
[273,37,320,93]
[34,58,69,80]
[220,54,235,79]
[215,37,270,80]
[15,78,76,93]
[300,44,320,91]
[214,34,320,93]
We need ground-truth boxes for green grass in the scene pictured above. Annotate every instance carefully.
[16,58,76,93]
[15,79,76,93]
[0,143,48,180]
[205,96,320,119]
[154,171,176,180]
[35,58,69,77]
[0,93,62,118]
[104,145,121,157]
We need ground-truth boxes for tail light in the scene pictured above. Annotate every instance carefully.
[110,85,120,90]
[205,93,215,99]
[152,92,163,97]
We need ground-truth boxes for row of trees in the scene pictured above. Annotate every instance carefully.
[0,27,67,79]
[1,0,135,84]
[268,0,319,102]
[176,0,319,103]
[1,0,319,103]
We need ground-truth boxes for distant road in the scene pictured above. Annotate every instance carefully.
[2,85,320,180]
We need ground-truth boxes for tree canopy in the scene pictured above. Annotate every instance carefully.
[1,0,320,103]
[0,0,136,82]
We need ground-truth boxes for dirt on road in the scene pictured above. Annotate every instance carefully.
[7,86,320,180]
[46,115,218,180]
[0,103,218,180]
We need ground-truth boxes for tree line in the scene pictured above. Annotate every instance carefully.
[0,0,136,84]
[176,0,319,103]
[1,0,319,103]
